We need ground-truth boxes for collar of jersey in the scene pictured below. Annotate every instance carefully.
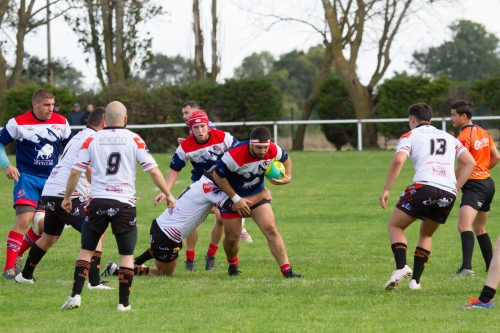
[461,124,475,131]
[415,123,429,128]
[31,110,47,122]
[103,126,125,130]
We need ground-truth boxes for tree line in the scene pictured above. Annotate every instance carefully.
[2,1,500,151]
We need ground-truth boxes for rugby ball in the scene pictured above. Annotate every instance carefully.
[265,160,285,180]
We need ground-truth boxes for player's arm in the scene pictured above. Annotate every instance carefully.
[219,187,272,217]
[379,151,408,209]
[148,167,176,208]
[456,149,476,191]
[85,166,92,183]
[62,168,83,212]
[489,143,500,170]
[269,156,292,185]
[0,142,18,182]
[242,187,272,207]
[213,172,251,217]
[154,168,180,206]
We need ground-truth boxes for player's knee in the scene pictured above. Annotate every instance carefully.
[260,223,279,238]
[32,211,45,235]
[39,234,59,248]
[116,229,138,255]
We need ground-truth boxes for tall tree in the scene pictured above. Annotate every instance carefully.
[193,0,206,81]
[209,0,218,82]
[192,0,220,82]
[67,0,162,87]
[0,0,71,117]
[244,0,415,149]
[412,20,500,82]
[6,1,71,89]
[0,0,10,107]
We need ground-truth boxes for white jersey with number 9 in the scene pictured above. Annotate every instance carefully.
[72,127,158,206]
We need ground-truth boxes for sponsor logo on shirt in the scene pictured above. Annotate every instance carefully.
[474,138,489,150]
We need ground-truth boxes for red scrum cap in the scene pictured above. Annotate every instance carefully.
[188,110,210,131]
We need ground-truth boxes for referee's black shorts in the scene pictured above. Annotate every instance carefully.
[460,178,495,212]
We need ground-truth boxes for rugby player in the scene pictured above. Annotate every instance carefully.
[213,127,304,278]
[380,103,475,290]
[14,108,109,289]
[60,101,176,311]
[102,174,271,276]
[0,89,72,279]
[450,100,500,275]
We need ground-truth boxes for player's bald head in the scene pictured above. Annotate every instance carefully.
[105,101,127,126]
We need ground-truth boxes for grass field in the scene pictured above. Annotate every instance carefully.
[1,151,500,332]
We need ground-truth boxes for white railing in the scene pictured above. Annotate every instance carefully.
[71,115,500,151]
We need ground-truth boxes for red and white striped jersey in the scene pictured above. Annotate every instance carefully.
[396,124,466,194]
[72,127,157,206]
[42,127,96,198]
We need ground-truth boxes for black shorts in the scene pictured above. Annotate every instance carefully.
[396,184,456,224]
[150,219,182,263]
[85,198,137,235]
[460,178,495,212]
[42,196,86,236]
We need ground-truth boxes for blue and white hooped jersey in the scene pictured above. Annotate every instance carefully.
[215,141,288,196]
[0,110,72,178]
[170,129,237,182]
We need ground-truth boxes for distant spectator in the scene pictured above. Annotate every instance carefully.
[54,103,61,113]
[67,103,86,135]
[83,104,93,125]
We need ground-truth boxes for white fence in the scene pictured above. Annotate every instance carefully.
[72,115,500,151]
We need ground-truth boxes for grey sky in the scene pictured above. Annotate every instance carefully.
[2,0,500,89]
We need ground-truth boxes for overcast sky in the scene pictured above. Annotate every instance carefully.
[2,0,500,90]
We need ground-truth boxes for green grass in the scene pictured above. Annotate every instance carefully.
[1,151,500,332]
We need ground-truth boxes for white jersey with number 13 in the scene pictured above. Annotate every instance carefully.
[396,124,466,194]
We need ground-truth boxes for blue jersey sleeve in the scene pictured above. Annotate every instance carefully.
[0,126,14,146]
[279,149,289,163]
[170,153,187,172]
[215,159,231,178]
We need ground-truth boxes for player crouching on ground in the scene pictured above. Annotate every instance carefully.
[101,172,271,277]
[379,103,475,291]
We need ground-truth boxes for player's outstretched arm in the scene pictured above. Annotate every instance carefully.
[379,152,407,209]
[154,168,179,206]
[456,150,476,191]
[489,143,500,170]
[148,167,176,208]
[269,157,292,185]
[213,172,251,216]
[62,168,83,213]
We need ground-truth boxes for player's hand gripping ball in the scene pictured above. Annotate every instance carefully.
[264,160,285,180]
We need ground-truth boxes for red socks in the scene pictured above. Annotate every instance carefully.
[19,227,41,255]
[227,256,238,266]
[4,231,23,271]
[280,263,291,276]
[207,243,219,257]
[186,250,195,261]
